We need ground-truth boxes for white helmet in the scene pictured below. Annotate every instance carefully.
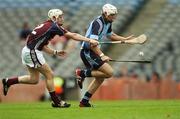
[48,9,63,20]
[102,4,118,16]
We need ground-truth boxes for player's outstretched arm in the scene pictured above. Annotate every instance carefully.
[64,31,99,46]
[108,32,134,41]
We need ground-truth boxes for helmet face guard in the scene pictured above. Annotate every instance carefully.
[102,4,118,16]
[48,9,63,20]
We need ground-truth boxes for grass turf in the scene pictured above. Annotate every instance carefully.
[0,100,180,119]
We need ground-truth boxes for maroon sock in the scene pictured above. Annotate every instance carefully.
[49,91,61,105]
[7,77,19,86]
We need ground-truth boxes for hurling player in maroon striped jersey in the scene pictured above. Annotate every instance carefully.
[2,9,98,108]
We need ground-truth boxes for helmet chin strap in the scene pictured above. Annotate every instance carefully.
[102,14,112,23]
[53,20,63,26]
[51,16,57,22]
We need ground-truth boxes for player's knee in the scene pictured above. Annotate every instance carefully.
[30,78,39,84]
[32,80,39,84]
[106,69,114,78]
[97,78,104,83]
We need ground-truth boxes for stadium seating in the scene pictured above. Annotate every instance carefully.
[112,3,180,81]
[0,0,145,78]
[53,0,146,77]
[0,0,73,77]
[6,0,180,81]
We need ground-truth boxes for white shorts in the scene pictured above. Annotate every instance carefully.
[21,46,46,68]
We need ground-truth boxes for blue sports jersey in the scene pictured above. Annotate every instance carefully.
[81,16,112,49]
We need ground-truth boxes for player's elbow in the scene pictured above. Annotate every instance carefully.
[71,33,79,40]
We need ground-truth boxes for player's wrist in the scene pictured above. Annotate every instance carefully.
[121,40,125,43]
[53,50,58,55]
[100,53,105,58]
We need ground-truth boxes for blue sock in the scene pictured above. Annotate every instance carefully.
[81,92,92,104]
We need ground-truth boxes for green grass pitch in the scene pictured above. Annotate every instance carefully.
[0,100,180,119]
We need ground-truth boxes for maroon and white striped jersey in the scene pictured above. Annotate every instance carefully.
[26,20,67,50]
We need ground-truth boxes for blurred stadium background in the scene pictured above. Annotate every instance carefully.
[0,0,180,102]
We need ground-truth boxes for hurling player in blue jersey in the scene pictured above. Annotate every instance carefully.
[76,4,134,107]
[2,9,98,108]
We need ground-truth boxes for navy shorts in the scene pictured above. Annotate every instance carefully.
[80,49,105,70]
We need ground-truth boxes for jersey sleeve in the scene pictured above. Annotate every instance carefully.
[51,23,67,36]
[60,26,68,33]
[106,24,112,36]
[90,20,100,40]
